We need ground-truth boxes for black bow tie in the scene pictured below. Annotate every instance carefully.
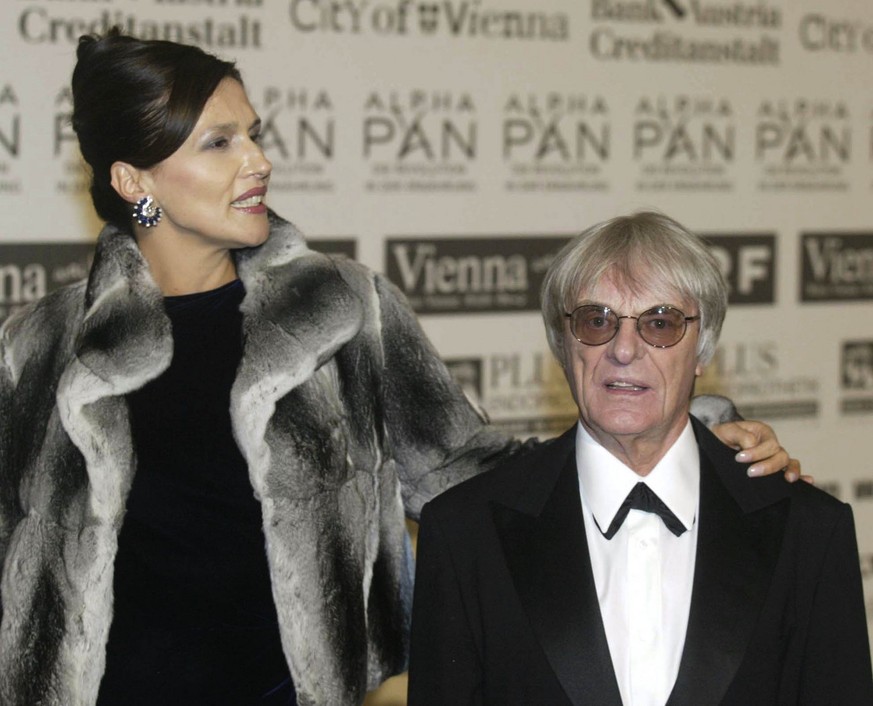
[598,482,687,540]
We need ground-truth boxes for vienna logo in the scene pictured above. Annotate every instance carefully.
[289,0,568,41]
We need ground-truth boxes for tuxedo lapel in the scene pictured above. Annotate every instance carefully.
[492,430,623,706]
[667,419,789,706]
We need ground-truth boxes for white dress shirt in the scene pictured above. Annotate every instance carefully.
[575,420,700,706]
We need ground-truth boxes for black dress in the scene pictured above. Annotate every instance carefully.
[98,280,296,705]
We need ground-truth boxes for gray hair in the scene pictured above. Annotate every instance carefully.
[540,211,727,368]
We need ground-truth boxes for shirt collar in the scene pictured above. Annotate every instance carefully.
[575,419,700,534]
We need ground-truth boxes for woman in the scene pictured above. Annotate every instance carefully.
[0,30,797,706]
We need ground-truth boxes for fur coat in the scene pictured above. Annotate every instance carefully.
[0,214,521,706]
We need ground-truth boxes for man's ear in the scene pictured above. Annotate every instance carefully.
[110,161,148,204]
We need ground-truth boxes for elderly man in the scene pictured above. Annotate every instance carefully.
[407,212,873,705]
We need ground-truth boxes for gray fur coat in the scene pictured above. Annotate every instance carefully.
[0,214,521,706]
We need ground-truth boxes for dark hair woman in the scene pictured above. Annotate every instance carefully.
[0,29,799,706]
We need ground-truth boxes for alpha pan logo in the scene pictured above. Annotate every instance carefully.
[363,90,479,194]
[444,353,577,438]
[588,0,781,65]
[501,93,611,194]
[702,233,775,304]
[253,87,337,195]
[384,235,569,314]
[841,340,873,415]
[801,233,873,302]
[756,99,852,193]
[49,85,91,197]
[0,83,21,195]
[288,0,569,41]
[632,94,736,193]
[0,243,93,324]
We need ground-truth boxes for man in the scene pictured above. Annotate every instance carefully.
[407,211,873,705]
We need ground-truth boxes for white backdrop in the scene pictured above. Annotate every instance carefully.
[1,0,872,699]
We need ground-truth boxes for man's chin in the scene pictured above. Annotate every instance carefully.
[583,416,653,444]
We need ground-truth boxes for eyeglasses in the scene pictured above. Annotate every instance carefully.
[564,304,701,348]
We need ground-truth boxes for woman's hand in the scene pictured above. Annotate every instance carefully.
[711,419,812,484]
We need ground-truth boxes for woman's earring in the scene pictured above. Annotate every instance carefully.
[133,195,162,228]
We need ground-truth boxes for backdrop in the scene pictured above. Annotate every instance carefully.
[1,0,871,701]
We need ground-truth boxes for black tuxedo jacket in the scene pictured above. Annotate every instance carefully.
[408,417,873,705]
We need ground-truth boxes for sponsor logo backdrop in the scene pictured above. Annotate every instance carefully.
[1,0,871,697]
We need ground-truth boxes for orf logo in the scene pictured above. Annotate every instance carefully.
[704,234,775,305]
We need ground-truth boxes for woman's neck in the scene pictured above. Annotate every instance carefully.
[135,232,239,296]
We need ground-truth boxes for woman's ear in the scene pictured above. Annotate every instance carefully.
[109,161,147,204]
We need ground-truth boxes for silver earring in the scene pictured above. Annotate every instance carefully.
[133,195,162,228]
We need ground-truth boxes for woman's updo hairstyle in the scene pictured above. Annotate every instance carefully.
[71,28,242,231]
